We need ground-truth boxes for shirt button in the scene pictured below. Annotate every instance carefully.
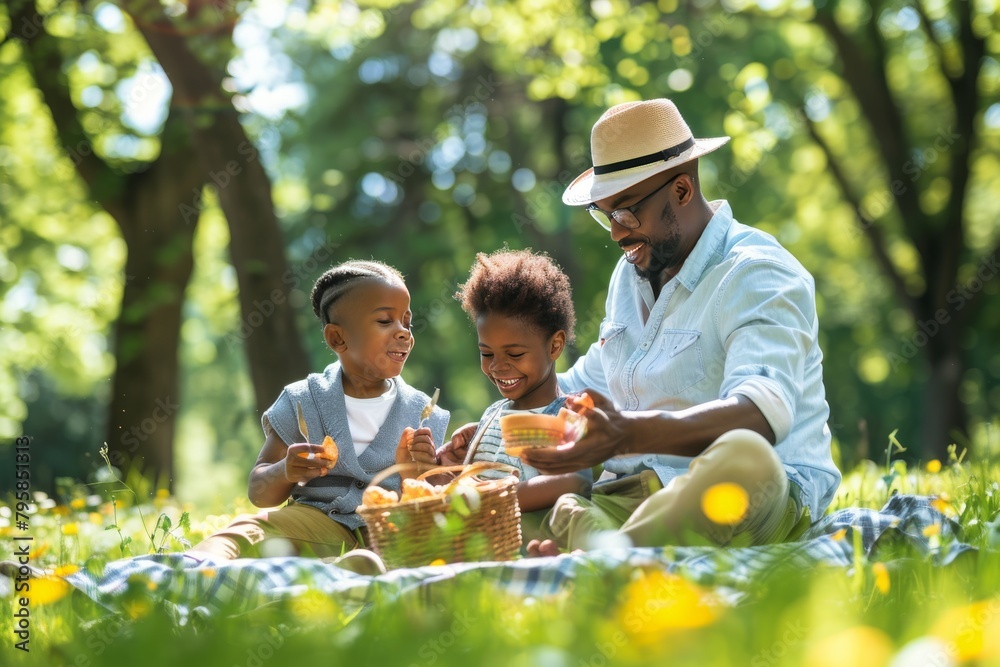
[643,456,658,466]
[330,509,339,515]
[354,480,365,489]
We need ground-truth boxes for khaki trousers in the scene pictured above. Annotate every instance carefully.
[541,429,808,551]
[191,503,361,560]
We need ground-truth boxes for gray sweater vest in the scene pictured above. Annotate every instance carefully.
[262,362,450,530]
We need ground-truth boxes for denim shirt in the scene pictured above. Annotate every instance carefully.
[559,201,841,518]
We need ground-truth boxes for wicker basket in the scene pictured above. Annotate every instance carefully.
[357,462,522,570]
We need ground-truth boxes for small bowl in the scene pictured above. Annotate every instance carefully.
[499,413,564,457]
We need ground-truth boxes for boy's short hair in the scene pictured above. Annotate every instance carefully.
[456,249,575,343]
[311,260,405,325]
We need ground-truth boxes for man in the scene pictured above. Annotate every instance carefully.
[523,98,841,555]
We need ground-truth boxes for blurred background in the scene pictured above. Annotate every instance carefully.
[0,0,997,507]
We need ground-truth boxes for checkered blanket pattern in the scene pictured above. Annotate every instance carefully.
[63,494,972,618]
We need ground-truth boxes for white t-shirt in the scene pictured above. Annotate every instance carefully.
[343,382,398,457]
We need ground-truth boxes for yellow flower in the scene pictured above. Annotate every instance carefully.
[923,524,942,537]
[701,482,749,526]
[931,599,1000,661]
[53,505,71,517]
[617,570,723,645]
[89,512,104,525]
[70,498,87,510]
[123,598,152,620]
[156,488,171,499]
[925,459,942,473]
[872,562,890,594]
[61,523,79,536]
[53,564,80,577]
[290,589,341,620]
[805,626,894,667]
[429,559,447,566]
[201,568,217,578]
[831,528,848,542]
[930,496,956,517]
[28,577,71,606]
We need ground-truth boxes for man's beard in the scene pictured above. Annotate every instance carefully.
[633,203,683,282]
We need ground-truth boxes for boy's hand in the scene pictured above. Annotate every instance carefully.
[284,443,336,484]
[396,427,437,466]
[437,422,478,465]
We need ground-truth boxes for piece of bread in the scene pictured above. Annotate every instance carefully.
[400,478,440,502]
[361,486,399,507]
[318,435,339,465]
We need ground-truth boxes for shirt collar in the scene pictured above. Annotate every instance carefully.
[674,200,733,293]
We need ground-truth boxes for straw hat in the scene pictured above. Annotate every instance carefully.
[562,99,730,206]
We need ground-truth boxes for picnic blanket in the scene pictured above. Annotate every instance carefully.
[63,494,974,620]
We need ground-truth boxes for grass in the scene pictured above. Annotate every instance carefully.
[3,447,1000,667]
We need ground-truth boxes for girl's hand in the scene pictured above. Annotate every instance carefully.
[437,422,478,465]
[396,427,437,466]
[284,443,336,485]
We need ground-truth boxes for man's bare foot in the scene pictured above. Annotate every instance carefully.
[525,539,563,557]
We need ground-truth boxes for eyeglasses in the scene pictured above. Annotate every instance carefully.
[586,174,682,231]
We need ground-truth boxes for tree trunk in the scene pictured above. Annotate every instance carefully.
[920,333,967,461]
[809,2,983,459]
[129,11,312,416]
[10,0,204,485]
[107,133,202,481]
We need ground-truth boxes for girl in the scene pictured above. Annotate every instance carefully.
[440,249,591,516]
[191,260,449,564]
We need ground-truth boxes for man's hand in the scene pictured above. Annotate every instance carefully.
[523,389,629,474]
[437,422,478,465]
[284,443,336,485]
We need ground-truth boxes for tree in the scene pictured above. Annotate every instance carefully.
[803,0,994,458]
[3,0,311,484]
[280,0,999,461]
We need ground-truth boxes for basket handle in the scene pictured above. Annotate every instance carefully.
[436,461,520,495]
[363,461,520,494]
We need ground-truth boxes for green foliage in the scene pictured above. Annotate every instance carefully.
[0,0,997,496]
[3,458,1000,665]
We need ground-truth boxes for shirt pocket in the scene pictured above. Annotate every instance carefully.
[599,320,629,379]
[645,329,706,396]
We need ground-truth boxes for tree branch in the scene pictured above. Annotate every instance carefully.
[806,117,921,319]
[912,0,952,80]
[937,0,985,307]
[960,242,1000,327]
[812,4,929,266]
[8,0,124,220]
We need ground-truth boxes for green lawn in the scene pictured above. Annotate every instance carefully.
[4,450,1000,667]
